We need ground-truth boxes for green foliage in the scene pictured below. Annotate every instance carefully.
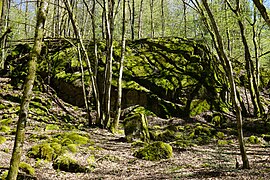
[52,154,89,173]
[19,162,35,176]
[134,141,173,161]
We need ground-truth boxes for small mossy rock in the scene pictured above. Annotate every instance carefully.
[149,129,176,142]
[134,141,173,161]
[19,162,35,176]
[247,135,260,144]
[28,143,61,161]
[0,136,6,144]
[53,154,89,173]
[67,144,77,153]
[123,113,150,142]
[0,126,10,133]
[66,133,89,145]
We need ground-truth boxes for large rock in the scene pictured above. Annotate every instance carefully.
[123,113,150,142]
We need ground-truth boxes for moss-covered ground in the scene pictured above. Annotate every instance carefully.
[1,77,270,179]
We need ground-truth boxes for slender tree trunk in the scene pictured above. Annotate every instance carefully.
[182,0,187,37]
[111,0,126,133]
[63,0,100,126]
[103,0,115,128]
[128,0,135,40]
[150,0,154,38]
[201,0,250,169]
[161,0,165,37]
[82,0,101,124]
[138,0,143,39]
[0,0,7,69]
[226,0,263,117]
[7,1,48,179]
[77,44,92,126]
[252,0,270,28]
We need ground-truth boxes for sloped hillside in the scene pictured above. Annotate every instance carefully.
[1,77,270,179]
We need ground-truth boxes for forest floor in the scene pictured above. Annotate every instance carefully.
[1,77,270,180]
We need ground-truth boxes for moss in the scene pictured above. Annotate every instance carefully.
[1,170,8,180]
[0,136,6,144]
[174,139,194,148]
[67,144,77,153]
[247,135,260,144]
[124,113,150,142]
[216,131,225,139]
[19,162,35,176]
[52,154,89,172]
[134,141,173,161]
[150,129,176,142]
[28,143,56,161]
[0,126,10,133]
[45,124,59,131]
[0,104,5,110]
[217,140,229,146]
[66,133,89,145]
[131,140,148,147]
[190,100,211,116]
[0,118,12,125]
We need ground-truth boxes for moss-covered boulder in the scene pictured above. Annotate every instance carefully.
[19,162,35,176]
[133,141,173,161]
[123,113,150,142]
[27,143,62,161]
[0,136,6,144]
[52,154,89,173]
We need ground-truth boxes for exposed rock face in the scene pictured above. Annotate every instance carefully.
[6,38,227,118]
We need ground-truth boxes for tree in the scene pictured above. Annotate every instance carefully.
[252,0,270,28]
[7,1,48,179]
[200,0,250,169]
[63,0,101,126]
[226,0,264,117]
[111,0,126,133]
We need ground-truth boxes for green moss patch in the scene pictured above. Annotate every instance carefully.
[0,126,10,133]
[28,143,62,161]
[0,136,6,144]
[134,141,173,161]
[52,154,89,173]
[19,162,35,176]
[247,135,261,144]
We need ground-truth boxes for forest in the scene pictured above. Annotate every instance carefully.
[0,0,270,179]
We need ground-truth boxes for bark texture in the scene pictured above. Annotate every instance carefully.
[7,1,48,179]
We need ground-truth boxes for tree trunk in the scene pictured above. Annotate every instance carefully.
[138,0,143,39]
[111,0,126,133]
[226,0,263,117]
[161,0,165,37]
[150,0,154,38]
[63,0,101,126]
[201,0,250,169]
[103,0,115,128]
[252,0,270,28]
[7,1,48,179]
